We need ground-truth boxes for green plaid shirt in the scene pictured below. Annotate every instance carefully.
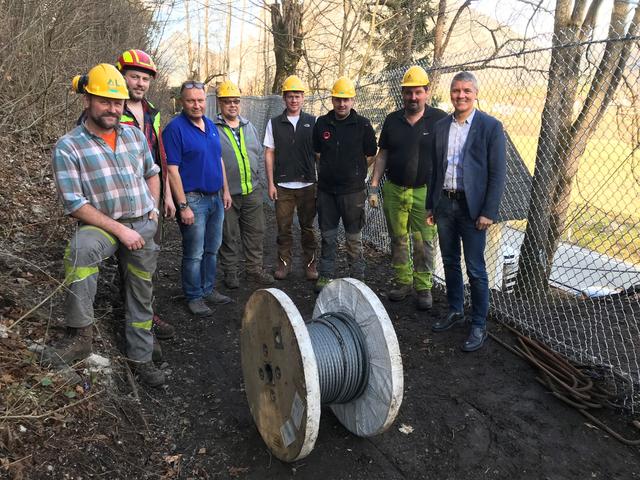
[52,123,159,219]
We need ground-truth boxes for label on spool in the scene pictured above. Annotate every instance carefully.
[291,391,304,430]
[280,419,296,447]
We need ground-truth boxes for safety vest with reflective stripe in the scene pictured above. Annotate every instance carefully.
[222,126,253,195]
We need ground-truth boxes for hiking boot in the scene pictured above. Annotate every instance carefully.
[305,257,319,281]
[416,289,433,310]
[274,258,291,280]
[204,290,232,305]
[152,314,175,340]
[225,271,240,289]
[152,335,163,363]
[246,269,275,285]
[50,325,93,364]
[187,298,213,317]
[314,276,332,293]
[388,283,413,301]
[132,360,166,387]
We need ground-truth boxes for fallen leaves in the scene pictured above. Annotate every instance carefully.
[399,423,414,435]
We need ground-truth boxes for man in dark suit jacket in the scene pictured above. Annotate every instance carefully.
[426,71,506,352]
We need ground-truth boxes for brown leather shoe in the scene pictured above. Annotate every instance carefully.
[388,283,413,301]
[274,258,291,280]
[50,325,93,364]
[153,314,175,340]
[246,269,275,285]
[131,360,166,387]
[305,257,319,281]
[416,289,433,310]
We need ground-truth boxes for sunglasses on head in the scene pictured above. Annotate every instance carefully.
[180,81,205,92]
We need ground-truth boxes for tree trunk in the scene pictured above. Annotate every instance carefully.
[204,0,209,80]
[185,0,196,79]
[270,0,304,93]
[515,0,636,295]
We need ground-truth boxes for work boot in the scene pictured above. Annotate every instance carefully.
[305,257,319,281]
[152,335,163,363]
[246,268,275,285]
[314,276,332,293]
[225,271,240,289]
[416,289,433,310]
[187,298,213,317]
[50,325,93,364]
[274,258,291,280]
[132,361,166,387]
[152,314,175,340]
[204,290,232,305]
[388,283,413,301]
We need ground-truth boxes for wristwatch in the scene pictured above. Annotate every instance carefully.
[151,207,160,215]
[178,201,189,211]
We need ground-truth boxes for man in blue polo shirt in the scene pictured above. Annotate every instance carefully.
[163,81,232,317]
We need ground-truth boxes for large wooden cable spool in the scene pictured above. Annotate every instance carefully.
[241,278,404,462]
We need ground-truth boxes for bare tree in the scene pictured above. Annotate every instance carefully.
[0,0,159,135]
[516,0,640,294]
[270,0,305,93]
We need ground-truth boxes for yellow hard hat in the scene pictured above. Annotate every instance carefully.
[282,75,306,93]
[331,76,356,98]
[217,80,241,98]
[401,65,430,87]
[71,63,129,100]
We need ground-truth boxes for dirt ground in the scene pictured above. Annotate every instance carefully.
[3,210,640,479]
[137,214,640,479]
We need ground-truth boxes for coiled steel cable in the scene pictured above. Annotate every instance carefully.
[307,312,370,405]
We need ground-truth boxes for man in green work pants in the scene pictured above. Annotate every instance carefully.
[369,65,447,310]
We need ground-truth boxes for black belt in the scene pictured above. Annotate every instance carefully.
[186,191,218,197]
[116,215,145,223]
[443,190,465,200]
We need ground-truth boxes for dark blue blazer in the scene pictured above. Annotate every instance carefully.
[427,110,506,221]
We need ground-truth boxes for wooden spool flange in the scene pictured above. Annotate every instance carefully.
[241,278,403,462]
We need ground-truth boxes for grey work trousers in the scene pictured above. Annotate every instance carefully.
[317,189,366,279]
[219,189,266,275]
[63,218,159,362]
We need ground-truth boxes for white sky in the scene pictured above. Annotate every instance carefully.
[473,0,617,41]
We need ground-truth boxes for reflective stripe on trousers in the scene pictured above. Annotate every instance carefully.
[63,219,159,362]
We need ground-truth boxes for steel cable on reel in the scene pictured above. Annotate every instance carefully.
[308,312,370,404]
[240,279,404,462]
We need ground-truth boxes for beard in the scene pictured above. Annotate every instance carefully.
[128,89,145,101]
[90,111,120,130]
[404,101,422,114]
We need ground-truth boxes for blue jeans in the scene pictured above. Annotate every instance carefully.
[435,196,488,328]
[179,192,224,301]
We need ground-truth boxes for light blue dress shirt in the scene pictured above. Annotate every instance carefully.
[444,109,476,191]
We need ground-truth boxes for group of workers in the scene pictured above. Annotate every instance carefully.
[48,49,506,388]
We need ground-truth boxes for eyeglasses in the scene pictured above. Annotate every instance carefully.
[220,99,240,105]
[180,81,205,92]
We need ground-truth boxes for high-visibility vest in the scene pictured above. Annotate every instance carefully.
[222,125,253,195]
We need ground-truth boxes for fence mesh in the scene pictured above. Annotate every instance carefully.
[213,35,640,410]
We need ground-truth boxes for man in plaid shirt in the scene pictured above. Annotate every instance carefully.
[49,63,165,387]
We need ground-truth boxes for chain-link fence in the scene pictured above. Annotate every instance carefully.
[214,35,640,410]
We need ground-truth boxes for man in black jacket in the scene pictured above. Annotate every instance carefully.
[369,65,447,310]
[313,76,377,292]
